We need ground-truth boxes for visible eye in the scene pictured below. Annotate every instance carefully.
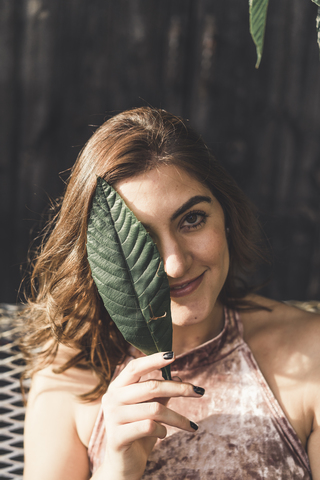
[180,210,208,231]
[185,213,198,224]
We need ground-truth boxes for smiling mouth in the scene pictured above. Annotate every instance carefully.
[170,272,205,298]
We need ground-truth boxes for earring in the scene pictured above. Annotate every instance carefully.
[226,227,230,234]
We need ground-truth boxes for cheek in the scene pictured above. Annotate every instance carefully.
[197,231,229,264]
[221,244,230,275]
[204,235,230,284]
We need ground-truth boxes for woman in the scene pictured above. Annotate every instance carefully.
[22,107,320,480]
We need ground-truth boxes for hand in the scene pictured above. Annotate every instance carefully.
[99,351,204,480]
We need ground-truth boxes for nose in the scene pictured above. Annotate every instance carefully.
[160,236,192,279]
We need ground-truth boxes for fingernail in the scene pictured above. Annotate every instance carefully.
[193,385,205,396]
[190,421,199,431]
[163,351,174,360]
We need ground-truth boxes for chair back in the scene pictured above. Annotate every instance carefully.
[0,304,28,480]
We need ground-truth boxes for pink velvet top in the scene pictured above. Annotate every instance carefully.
[88,308,312,479]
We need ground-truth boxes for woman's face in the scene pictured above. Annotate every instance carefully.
[115,165,230,334]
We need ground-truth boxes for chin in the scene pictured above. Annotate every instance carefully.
[172,317,202,327]
[170,295,223,329]
[171,306,208,327]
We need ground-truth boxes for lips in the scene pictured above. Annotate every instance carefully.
[170,272,205,298]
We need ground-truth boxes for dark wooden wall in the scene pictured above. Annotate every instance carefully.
[1,0,320,303]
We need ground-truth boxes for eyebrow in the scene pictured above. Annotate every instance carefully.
[141,195,212,230]
[170,195,212,221]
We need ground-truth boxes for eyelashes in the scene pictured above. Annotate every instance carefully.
[145,209,209,240]
[180,210,208,231]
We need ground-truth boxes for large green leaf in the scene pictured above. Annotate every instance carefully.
[87,177,172,380]
[249,0,269,68]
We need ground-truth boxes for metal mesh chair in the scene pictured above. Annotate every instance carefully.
[0,300,319,479]
[0,304,28,480]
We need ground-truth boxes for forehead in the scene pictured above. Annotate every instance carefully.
[114,165,218,225]
[115,165,212,204]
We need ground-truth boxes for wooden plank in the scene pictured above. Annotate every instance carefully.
[0,0,319,303]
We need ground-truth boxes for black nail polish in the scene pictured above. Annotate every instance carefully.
[190,421,199,431]
[193,385,205,396]
[163,351,174,360]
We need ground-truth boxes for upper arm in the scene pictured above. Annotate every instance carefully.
[306,314,320,479]
[23,347,100,480]
[308,425,320,480]
[24,382,91,480]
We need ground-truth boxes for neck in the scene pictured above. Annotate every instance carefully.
[172,302,225,356]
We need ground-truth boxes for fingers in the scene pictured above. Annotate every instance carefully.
[107,402,197,434]
[112,351,175,387]
[102,351,204,455]
[106,351,204,408]
[111,379,203,405]
[113,420,168,450]
[106,403,199,451]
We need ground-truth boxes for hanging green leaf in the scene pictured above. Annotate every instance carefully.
[87,177,172,380]
[315,6,320,57]
[249,0,270,68]
[311,1,320,58]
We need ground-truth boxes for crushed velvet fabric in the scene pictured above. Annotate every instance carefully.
[88,309,311,479]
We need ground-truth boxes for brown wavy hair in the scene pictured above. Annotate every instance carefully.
[21,107,266,401]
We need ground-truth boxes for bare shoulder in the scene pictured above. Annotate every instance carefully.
[28,343,100,397]
[240,294,320,452]
[241,294,320,361]
[24,344,102,480]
